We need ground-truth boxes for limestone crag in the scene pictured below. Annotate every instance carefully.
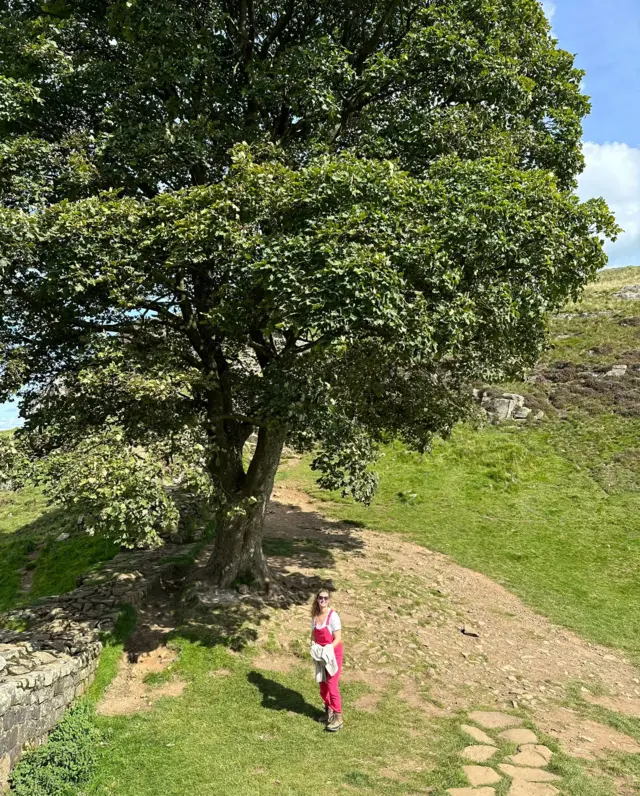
[0,542,190,788]
[615,284,640,300]
[473,391,544,423]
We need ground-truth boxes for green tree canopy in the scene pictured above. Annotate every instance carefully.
[0,0,617,587]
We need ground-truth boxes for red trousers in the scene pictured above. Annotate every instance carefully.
[319,642,343,713]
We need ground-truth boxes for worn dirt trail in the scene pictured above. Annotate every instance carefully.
[257,484,640,791]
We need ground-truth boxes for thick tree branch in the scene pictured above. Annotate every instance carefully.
[354,0,401,73]
[259,0,297,59]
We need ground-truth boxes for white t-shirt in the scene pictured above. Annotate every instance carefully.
[312,611,341,634]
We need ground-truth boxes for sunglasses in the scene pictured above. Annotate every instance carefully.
[317,596,329,602]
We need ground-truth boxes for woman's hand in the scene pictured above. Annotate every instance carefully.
[331,629,342,647]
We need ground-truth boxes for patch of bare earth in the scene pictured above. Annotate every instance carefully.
[541,707,640,760]
[19,549,40,594]
[583,692,640,718]
[257,484,640,784]
[97,582,187,716]
[97,645,185,716]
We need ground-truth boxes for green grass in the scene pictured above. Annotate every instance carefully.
[550,272,640,367]
[0,485,53,536]
[282,421,640,660]
[87,641,454,795]
[0,485,121,612]
[85,633,614,796]
[30,533,121,600]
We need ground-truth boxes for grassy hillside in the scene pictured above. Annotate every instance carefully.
[0,484,121,612]
[284,266,640,658]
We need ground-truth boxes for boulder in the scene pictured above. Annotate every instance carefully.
[481,396,518,421]
[476,392,540,423]
[616,284,640,300]
[605,364,627,378]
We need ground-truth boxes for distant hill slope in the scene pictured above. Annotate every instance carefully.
[499,265,640,493]
[541,265,640,414]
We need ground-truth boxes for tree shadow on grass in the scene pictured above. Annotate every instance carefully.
[2,497,366,663]
[247,671,324,721]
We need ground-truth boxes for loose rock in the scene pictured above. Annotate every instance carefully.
[616,284,640,300]
[605,364,627,378]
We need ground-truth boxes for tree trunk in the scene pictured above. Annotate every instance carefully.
[206,426,285,589]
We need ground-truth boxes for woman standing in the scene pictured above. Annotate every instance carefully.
[310,589,343,731]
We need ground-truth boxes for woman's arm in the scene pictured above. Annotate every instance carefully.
[331,629,342,647]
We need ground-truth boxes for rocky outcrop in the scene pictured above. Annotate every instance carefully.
[473,391,544,423]
[0,543,190,788]
[615,284,640,300]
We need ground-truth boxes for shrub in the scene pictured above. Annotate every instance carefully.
[9,703,99,795]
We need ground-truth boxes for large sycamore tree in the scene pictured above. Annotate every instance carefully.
[0,0,616,588]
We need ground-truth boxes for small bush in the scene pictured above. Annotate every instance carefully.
[9,703,99,795]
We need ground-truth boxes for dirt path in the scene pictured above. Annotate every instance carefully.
[257,484,640,791]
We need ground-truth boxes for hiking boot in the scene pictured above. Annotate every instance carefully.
[326,711,343,732]
[318,707,333,724]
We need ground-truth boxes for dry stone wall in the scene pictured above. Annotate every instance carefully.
[0,543,188,788]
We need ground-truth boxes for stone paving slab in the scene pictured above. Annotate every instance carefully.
[463,765,502,786]
[507,749,550,767]
[507,782,559,796]
[469,711,523,729]
[498,728,538,744]
[448,789,496,796]
[461,745,498,762]
[499,764,561,783]
[461,724,497,745]
[521,744,553,763]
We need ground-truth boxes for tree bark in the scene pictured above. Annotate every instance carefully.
[206,426,286,589]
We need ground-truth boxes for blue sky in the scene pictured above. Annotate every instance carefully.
[547,0,640,267]
[0,1,637,432]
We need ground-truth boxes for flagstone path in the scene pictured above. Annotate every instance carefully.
[447,710,561,795]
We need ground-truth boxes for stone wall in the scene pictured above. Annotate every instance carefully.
[0,640,101,785]
[0,543,189,788]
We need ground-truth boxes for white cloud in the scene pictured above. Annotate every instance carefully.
[541,1,556,21]
[0,400,21,431]
[578,141,640,267]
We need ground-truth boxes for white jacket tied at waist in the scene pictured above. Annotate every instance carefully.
[310,642,338,682]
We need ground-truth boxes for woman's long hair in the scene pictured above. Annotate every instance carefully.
[311,589,331,619]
